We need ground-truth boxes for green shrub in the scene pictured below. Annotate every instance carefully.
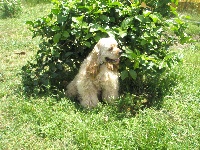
[0,0,22,18]
[22,0,189,99]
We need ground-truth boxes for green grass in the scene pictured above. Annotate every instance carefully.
[0,3,200,149]
[183,12,200,37]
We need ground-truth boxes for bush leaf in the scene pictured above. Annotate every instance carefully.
[53,33,61,44]
[129,69,137,80]
[121,70,129,80]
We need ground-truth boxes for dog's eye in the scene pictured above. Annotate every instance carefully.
[108,47,113,51]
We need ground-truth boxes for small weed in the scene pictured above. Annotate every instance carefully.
[0,0,22,18]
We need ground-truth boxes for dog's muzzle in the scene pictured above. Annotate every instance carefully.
[105,57,120,64]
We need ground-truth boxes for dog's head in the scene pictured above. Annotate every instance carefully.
[95,37,121,65]
[86,37,121,78]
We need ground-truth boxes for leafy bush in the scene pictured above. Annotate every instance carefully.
[0,0,22,18]
[22,0,189,99]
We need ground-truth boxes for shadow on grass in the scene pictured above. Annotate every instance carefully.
[18,67,180,120]
[115,71,180,117]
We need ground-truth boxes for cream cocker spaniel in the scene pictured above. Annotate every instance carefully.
[66,37,121,108]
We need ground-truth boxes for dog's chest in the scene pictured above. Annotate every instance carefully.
[94,65,119,89]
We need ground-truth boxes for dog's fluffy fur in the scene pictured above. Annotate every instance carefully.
[66,37,121,108]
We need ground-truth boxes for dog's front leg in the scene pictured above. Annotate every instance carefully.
[102,89,118,103]
[101,80,119,103]
[77,81,99,108]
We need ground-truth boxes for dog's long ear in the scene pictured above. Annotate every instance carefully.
[86,44,100,78]
[106,63,119,72]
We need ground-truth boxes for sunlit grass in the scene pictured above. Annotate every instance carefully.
[0,3,199,149]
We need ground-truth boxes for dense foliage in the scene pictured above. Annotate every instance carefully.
[22,0,189,100]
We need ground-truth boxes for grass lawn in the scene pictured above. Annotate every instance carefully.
[0,3,199,150]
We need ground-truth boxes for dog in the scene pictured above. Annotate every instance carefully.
[66,37,121,108]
